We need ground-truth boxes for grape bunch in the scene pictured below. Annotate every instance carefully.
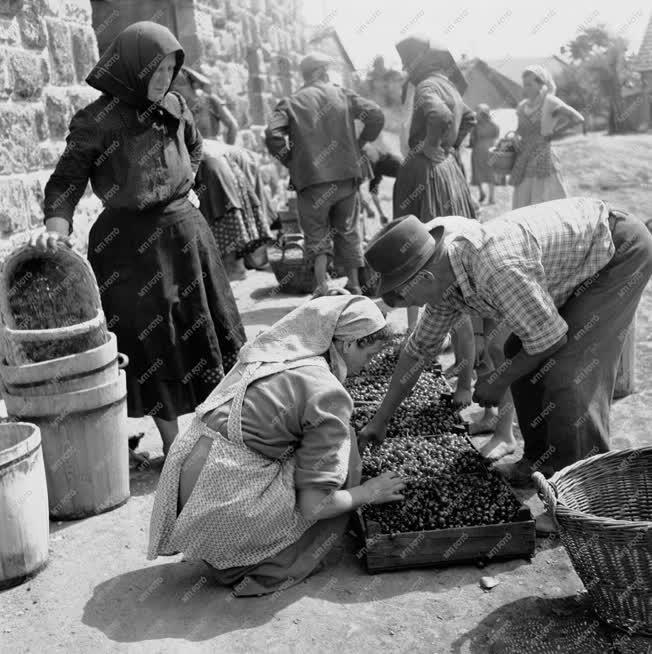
[362,334,443,378]
[362,434,521,533]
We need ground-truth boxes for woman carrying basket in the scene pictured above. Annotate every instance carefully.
[148,295,406,596]
[34,22,246,456]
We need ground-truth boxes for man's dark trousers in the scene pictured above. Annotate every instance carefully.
[505,211,652,473]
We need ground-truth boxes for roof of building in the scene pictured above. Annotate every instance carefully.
[635,13,652,72]
[483,55,570,87]
[458,57,524,105]
[308,27,356,72]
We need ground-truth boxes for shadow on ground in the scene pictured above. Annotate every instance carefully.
[450,595,651,653]
[248,285,305,301]
[82,534,535,644]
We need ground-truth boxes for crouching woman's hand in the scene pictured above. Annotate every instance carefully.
[297,471,406,522]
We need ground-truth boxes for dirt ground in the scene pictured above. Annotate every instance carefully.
[1,133,652,653]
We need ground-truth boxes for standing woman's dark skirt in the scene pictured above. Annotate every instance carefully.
[88,197,246,421]
[393,152,477,221]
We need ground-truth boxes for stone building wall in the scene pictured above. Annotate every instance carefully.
[0,0,100,253]
[0,0,306,253]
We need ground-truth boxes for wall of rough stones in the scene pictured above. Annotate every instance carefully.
[0,0,306,253]
[0,0,100,253]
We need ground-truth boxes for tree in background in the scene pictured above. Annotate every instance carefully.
[560,25,642,134]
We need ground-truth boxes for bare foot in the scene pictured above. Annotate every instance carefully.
[480,435,517,461]
[469,415,498,435]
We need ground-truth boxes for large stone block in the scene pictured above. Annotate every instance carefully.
[70,23,98,82]
[38,139,66,168]
[199,35,219,61]
[248,74,267,94]
[67,85,99,114]
[26,0,59,16]
[0,177,29,235]
[62,0,92,24]
[0,104,47,173]
[249,0,266,14]
[25,175,44,227]
[0,16,19,44]
[0,46,13,100]
[0,0,22,18]
[210,5,226,30]
[9,49,46,99]
[44,86,71,138]
[194,7,214,40]
[18,0,46,48]
[45,18,75,85]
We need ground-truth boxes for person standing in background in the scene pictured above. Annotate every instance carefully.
[392,35,477,401]
[265,52,385,297]
[177,66,239,145]
[510,65,584,209]
[469,104,499,204]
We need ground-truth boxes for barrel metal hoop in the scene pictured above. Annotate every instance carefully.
[10,395,127,422]
[6,358,118,390]
[0,442,41,474]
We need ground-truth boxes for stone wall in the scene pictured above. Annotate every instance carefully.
[0,0,100,253]
[0,0,306,253]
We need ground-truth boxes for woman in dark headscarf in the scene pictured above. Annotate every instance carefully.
[37,22,246,455]
[393,35,477,222]
[393,35,477,389]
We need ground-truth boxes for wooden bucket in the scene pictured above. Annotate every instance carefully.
[4,371,130,520]
[0,332,127,397]
[0,422,49,589]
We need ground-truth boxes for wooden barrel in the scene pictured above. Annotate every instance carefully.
[0,422,49,589]
[614,314,636,399]
[4,372,129,520]
[0,333,126,397]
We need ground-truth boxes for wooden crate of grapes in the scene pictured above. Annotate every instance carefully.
[346,337,536,574]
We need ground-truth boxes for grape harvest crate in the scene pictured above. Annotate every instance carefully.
[353,422,536,574]
[353,500,534,574]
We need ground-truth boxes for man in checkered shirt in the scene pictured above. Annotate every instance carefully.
[362,197,652,502]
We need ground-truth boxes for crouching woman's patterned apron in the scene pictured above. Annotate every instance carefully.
[148,356,352,575]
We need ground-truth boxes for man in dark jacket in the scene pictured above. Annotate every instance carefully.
[265,52,385,296]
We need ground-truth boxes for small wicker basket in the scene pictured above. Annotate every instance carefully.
[267,235,314,295]
[488,131,518,174]
[534,446,652,635]
[0,245,108,365]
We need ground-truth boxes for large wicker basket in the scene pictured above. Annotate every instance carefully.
[488,131,517,174]
[534,447,652,635]
[267,235,314,295]
[0,245,108,365]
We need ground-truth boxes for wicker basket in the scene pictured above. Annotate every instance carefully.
[534,447,652,635]
[488,131,517,174]
[0,245,108,365]
[267,235,314,294]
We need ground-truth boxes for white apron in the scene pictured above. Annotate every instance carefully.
[148,356,351,569]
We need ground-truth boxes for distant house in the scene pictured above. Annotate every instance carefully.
[483,55,570,91]
[458,58,522,109]
[634,12,652,129]
[307,27,356,88]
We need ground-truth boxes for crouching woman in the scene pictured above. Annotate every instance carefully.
[148,296,405,596]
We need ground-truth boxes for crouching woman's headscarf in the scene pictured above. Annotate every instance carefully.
[198,294,387,420]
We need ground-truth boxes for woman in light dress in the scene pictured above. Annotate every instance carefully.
[510,65,584,209]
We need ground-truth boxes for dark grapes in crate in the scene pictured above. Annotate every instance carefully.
[361,434,521,534]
